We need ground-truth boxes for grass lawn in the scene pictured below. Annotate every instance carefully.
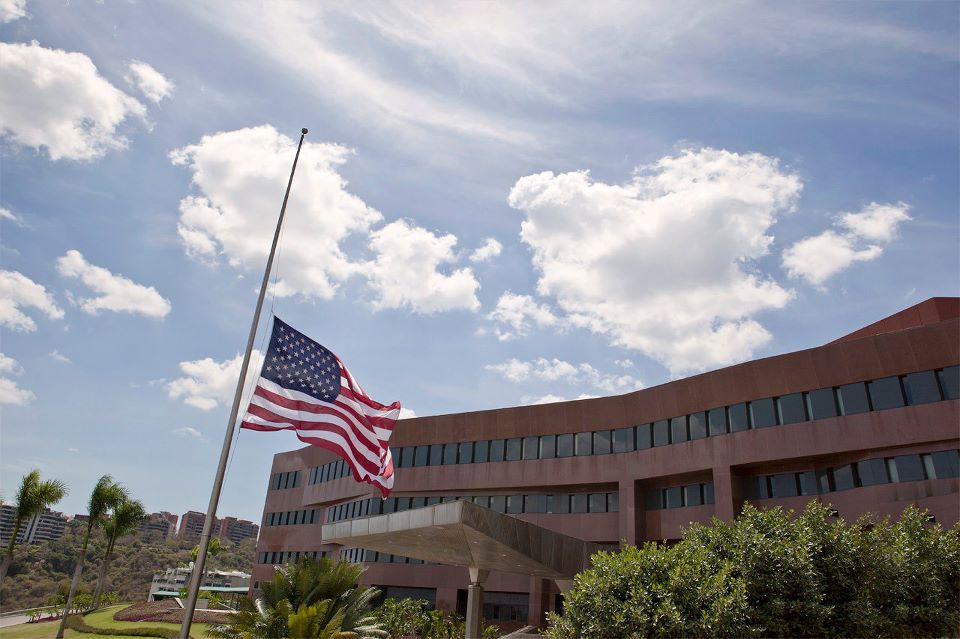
[0,605,216,639]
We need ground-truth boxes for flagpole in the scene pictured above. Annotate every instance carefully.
[178,128,308,639]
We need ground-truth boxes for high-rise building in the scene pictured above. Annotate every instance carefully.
[0,505,68,545]
[178,510,218,542]
[138,512,179,542]
[217,517,259,545]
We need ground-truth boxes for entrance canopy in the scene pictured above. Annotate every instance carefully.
[321,500,598,579]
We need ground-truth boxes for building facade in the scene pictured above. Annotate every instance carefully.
[0,505,68,545]
[217,517,260,545]
[138,512,179,542]
[148,563,250,601]
[179,510,217,542]
[253,298,960,627]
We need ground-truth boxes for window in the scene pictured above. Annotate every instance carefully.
[588,493,607,512]
[383,498,397,514]
[612,427,635,453]
[770,473,798,498]
[473,440,489,464]
[816,469,833,494]
[505,438,522,461]
[743,477,769,501]
[903,371,941,405]
[458,442,474,464]
[939,366,959,400]
[593,430,612,455]
[833,464,856,491]
[750,398,777,428]
[608,493,619,512]
[319,465,329,483]
[708,407,727,436]
[411,497,426,509]
[838,383,870,415]
[414,446,429,467]
[442,443,457,465]
[729,403,749,432]
[396,497,411,512]
[703,483,715,504]
[506,495,523,514]
[777,393,807,425]
[664,487,683,509]
[472,496,489,508]
[893,455,925,482]
[575,432,592,456]
[807,388,838,420]
[400,447,415,468]
[524,494,547,513]
[868,377,904,411]
[644,490,663,510]
[490,496,506,513]
[684,484,702,507]
[636,424,652,449]
[670,416,688,443]
[556,434,574,458]
[689,412,707,440]
[489,440,506,462]
[653,420,670,447]
[798,471,818,496]
[522,436,539,460]
[540,435,556,459]
[429,444,444,466]
[857,458,888,486]
[425,497,440,507]
[571,494,588,513]
[548,494,569,514]
[928,450,960,479]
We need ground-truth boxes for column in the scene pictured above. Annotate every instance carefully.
[465,567,489,639]
[618,478,644,547]
[712,465,739,521]
[527,576,551,628]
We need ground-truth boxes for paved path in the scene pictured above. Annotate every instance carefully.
[0,614,30,628]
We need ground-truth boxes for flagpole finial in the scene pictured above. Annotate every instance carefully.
[301,128,308,135]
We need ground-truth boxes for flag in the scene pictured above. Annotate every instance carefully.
[240,316,400,496]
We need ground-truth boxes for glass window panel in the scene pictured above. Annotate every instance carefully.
[612,427,635,453]
[473,440,489,463]
[540,435,556,459]
[817,469,833,494]
[414,446,429,467]
[588,493,606,513]
[798,471,818,496]
[833,464,856,491]
[458,442,474,464]
[506,495,523,513]
[490,496,506,513]
[411,497,426,509]
[571,494,588,513]
[868,377,905,411]
[607,493,619,512]
[930,450,960,479]
[396,498,411,512]
[556,434,574,457]
[644,490,662,510]
[938,366,959,400]
[636,424,652,449]
[670,416,688,443]
[522,436,539,460]
[664,487,683,509]
[708,407,728,436]
[857,458,889,487]
[653,420,670,447]
[429,444,444,465]
[742,477,766,501]
[548,494,569,514]
[472,496,489,508]
[442,444,457,465]
[489,439,506,462]
[684,484,703,507]
[425,497,440,507]
[777,393,807,425]
[807,388,838,420]
[893,455,925,482]
[729,403,749,432]
[382,498,397,514]
[505,437,522,461]
[319,466,328,482]
[524,495,547,513]
[838,383,870,415]
[770,473,798,498]
[593,430,612,455]
[922,454,936,481]
[689,412,707,440]
[575,432,592,456]
[750,398,778,428]
[903,371,942,405]
[703,483,715,504]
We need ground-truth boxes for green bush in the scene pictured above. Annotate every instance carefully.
[545,502,960,638]
[64,613,179,638]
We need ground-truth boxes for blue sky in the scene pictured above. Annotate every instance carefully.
[1,1,957,523]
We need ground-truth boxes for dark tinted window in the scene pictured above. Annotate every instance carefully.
[608,493,619,512]
[817,469,833,494]
[894,455,925,482]
[777,393,807,425]
[644,490,663,510]
[689,412,707,440]
[807,388,838,420]
[522,436,539,460]
[489,496,506,512]
[833,464,856,491]
[798,471,818,496]
[743,477,769,501]
[868,377,904,411]
[548,494,569,514]
[664,487,683,509]
[938,366,959,400]
[575,432,592,456]
[473,440,489,463]
[930,450,960,479]
[458,442,474,464]
[524,494,547,513]
[729,403,749,432]
[443,443,457,465]
[612,427,635,453]
[703,483,714,504]
[593,430,612,455]
[571,494,588,513]
[670,416,688,443]
[556,434,574,457]
[401,447,415,468]
[319,465,329,483]
[489,439,505,462]
[857,458,888,486]
[506,495,523,513]
[750,398,777,428]
[903,371,941,405]
[429,444,444,465]
[396,497,411,512]
[653,420,670,447]
[540,435,556,459]
[770,473,798,498]
[588,493,606,513]
[505,437,522,461]
[471,496,488,508]
[636,423,652,449]
[684,484,702,507]
[414,446,429,467]
[838,383,870,415]
[708,407,727,436]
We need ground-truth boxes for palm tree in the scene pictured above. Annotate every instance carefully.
[0,470,68,586]
[55,475,127,639]
[210,556,385,639]
[92,496,146,607]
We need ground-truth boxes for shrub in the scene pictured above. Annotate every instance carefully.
[375,597,429,637]
[64,613,179,638]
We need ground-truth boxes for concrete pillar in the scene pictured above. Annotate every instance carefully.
[435,587,457,614]
[327,543,343,562]
[465,567,489,639]
[712,465,740,521]
[618,478,644,547]
[527,576,551,628]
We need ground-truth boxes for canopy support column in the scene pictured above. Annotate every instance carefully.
[466,567,489,639]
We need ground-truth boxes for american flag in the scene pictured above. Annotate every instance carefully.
[240,317,400,496]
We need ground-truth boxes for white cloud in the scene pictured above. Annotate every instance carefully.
[0,41,146,161]
[125,61,174,103]
[0,270,64,332]
[0,0,26,23]
[615,359,634,368]
[0,353,21,375]
[173,426,202,439]
[783,202,911,286]
[0,353,33,406]
[486,357,642,394]
[0,207,24,226]
[522,393,597,405]
[484,358,532,383]
[508,147,801,375]
[469,238,503,263]
[365,219,480,313]
[57,250,171,318]
[398,407,417,419]
[48,350,71,364]
[167,350,262,411]
[487,291,558,341]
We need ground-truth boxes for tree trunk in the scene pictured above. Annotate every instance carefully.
[92,539,114,608]
[55,527,90,639]
[0,517,23,587]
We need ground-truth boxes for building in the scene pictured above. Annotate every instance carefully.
[217,517,259,545]
[253,298,960,629]
[0,505,68,545]
[138,512,179,542]
[148,563,250,603]
[179,510,218,542]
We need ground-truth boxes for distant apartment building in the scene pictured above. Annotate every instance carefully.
[217,517,260,545]
[178,510,218,542]
[0,505,68,545]
[147,563,250,601]
[138,512,179,542]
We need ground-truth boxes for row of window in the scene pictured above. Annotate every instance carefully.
[306,366,959,485]
[257,548,422,565]
[743,449,960,501]
[645,482,716,510]
[259,549,330,564]
[326,491,620,523]
[268,470,301,491]
[265,508,321,527]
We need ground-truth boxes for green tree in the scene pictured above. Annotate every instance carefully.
[93,496,146,607]
[55,474,127,639]
[192,535,224,567]
[374,597,429,638]
[0,469,68,586]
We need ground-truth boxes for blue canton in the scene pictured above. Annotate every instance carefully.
[262,317,341,403]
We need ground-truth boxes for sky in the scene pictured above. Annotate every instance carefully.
[0,1,957,524]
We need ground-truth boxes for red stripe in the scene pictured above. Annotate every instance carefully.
[338,370,400,413]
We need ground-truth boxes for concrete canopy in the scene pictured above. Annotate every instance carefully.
[321,500,599,580]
